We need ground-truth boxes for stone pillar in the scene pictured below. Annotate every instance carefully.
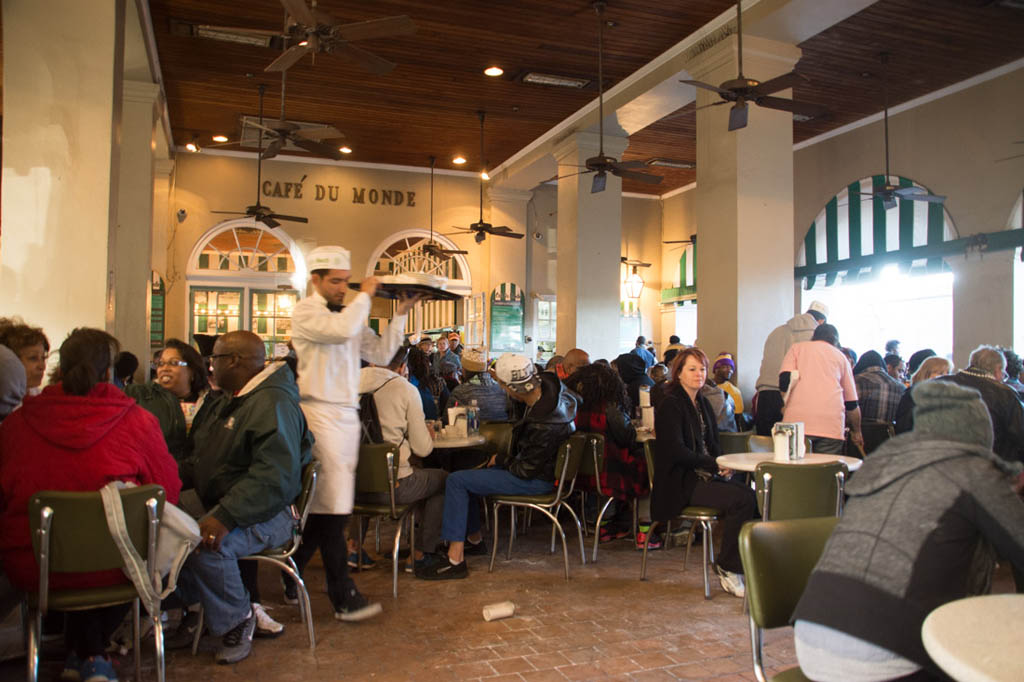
[0,0,125,347]
[951,252,1014,368]
[152,159,175,284]
[554,132,628,361]
[488,187,532,358]
[690,34,801,399]
[115,81,159,372]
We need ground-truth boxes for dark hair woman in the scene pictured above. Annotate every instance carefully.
[407,346,448,421]
[566,364,649,546]
[650,347,756,598]
[0,328,181,681]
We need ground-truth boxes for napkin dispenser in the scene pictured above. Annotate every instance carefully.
[771,422,805,461]
[447,407,467,437]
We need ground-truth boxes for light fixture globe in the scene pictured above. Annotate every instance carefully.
[624,266,644,299]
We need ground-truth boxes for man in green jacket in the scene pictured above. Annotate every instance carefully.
[174,331,312,665]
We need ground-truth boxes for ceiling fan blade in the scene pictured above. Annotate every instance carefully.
[489,231,525,239]
[210,210,248,215]
[197,24,287,38]
[681,79,733,97]
[261,138,283,160]
[552,170,593,181]
[248,120,283,135]
[728,102,749,131]
[661,100,725,122]
[445,228,472,233]
[755,96,827,119]
[881,197,897,211]
[612,160,648,170]
[280,0,316,26]
[334,43,397,74]
[995,153,1024,163]
[446,250,470,255]
[663,240,693,244]
[617,169,662,184]
[898,191,946,204]
[290,136,343,160]
[265,43,312,72]
[335,15,416,41]
[294,126,344,140]
[749,71,807,97]
[268,213,309,223]
[258,214,282,229]
[591,171,607,194]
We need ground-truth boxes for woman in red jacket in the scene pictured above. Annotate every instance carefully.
[0,328,181,682]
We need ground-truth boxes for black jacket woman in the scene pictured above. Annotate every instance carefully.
[650,347,756,598]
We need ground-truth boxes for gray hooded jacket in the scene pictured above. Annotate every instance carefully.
[755,312,818,391]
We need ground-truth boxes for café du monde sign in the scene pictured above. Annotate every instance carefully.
[261,176,415,207]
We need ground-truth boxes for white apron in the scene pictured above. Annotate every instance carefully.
[302,400,360,514]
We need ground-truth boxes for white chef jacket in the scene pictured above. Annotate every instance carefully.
[291,289,407,513]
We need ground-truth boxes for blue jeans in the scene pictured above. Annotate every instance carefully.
[176,509,296,635]
[440,468,553,542]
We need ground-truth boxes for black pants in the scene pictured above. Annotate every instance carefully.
[239,560,261,603]
[291,513,356,611]
[688,478,757,574]
[65,604,131,659]
[754,390,784,436]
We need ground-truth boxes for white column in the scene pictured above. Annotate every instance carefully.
[115,81,159,371]
[488,187,532,358]
[690,34,801,399]
[951,252,1014,368]
[554,132,628,361]
[0,0,125,346]
[152,159,175,283]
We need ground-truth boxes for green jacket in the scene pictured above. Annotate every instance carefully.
[188,363,313,530]
[125,382,187,460]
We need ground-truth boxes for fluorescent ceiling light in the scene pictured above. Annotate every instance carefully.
[195,26,272,48]
[522,72,589,89]
[646,158,695,169]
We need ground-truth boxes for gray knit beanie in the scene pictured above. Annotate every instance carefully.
[911,380,993,449]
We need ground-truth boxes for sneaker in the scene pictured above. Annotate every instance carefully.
[252,603,284,639]
[163,609,201,650]
[599,526,630,543]
[717,566,746,598]
[635,529,663,551]
[334,588,383,622]
[347,549,376,570]
[405,552,435,574]
[417,556,469,581]
[216,610,255,665]
[79,656,118,682]
[281,574,299,605]
[60,653,82,681]
[463,539,488,556]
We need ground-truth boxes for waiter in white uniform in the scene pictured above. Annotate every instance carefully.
[289,245,420,621]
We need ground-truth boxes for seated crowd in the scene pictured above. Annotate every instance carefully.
[2,287,1024,681]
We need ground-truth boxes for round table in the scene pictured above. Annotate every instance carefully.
[432,434,486,449]
[715,452,862,472]
[922,594,1024,682]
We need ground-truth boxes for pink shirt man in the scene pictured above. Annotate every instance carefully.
[780,340,858,440]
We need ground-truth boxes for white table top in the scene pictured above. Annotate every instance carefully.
[432,434,486,449]
[922,594,1024,682]
[715,452,862,473]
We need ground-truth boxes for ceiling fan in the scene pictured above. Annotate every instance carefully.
[265,0,416,74]
[210,85,309,229]
[557,1,662,193]
[848,53,945,210]
[680,0,827,131]
[446,111,526,243]
[663,234,696,251]
[421,156,468,259]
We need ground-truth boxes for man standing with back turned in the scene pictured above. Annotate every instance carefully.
[288,245,422,621]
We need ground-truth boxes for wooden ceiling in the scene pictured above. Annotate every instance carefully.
[147,0,1024,195]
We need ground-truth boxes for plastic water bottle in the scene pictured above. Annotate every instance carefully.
[467,399,479,435]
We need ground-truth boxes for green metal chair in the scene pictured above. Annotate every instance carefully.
[749,434,814,454]
[479,421,515,462]
[738,517,839,682]
[719,431,753,454]
[639,440,723,600]
[573,432,621,563]
[27,485,166,682]
[353,443,415,598]
[488,432,587,580]
[754,461,847,521]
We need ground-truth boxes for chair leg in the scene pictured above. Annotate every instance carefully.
[592,496,614,563]
[277,557,315,650]
[560,502,587,566]
[527,506,570,581]
[375,516,382,554]
[489,503,500,573]
[707,520,717,565]
[578,491,588,537]
[701,521,711,600]
[356,516,364,571]
[549,505,558,554]
[392,516,403,599]
[640,520,657,581]
[683,521,697,571]
[152,610,166,682]
[26,607,40,682]
[191,607,204,656]
[507,507,516,560]
[133,599,142,682]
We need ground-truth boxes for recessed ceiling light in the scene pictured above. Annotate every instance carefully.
[453,156,467,165]
[298,40,309,47]
[212,135,229,143]
[484,66,503,77]
[480,170,490,180]
[339,146,352,154]
[185,136,201,153]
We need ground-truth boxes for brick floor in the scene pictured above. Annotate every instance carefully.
[6,516,1017,681]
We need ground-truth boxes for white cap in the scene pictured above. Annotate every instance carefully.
[307,245,351,273]
[494,353,539,394]
[807,300,829,318]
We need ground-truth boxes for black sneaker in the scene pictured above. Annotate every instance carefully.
[334,588,383,622]
[163,609,201,650]
[418,557,469,581]
[280,573,298,605]
[463,539,488,556]
[216,610,255,665]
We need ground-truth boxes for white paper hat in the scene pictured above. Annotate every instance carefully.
[307,245,351,273]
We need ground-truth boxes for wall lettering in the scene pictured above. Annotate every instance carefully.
[256,176,415,207]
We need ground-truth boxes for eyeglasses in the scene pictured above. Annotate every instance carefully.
[154,360,188,368]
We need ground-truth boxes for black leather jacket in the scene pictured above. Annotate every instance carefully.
[502,373,579,481]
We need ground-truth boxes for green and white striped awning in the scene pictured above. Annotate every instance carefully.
[796,175,955,289]
[661,244,697,305]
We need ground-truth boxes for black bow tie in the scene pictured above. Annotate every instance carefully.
[327,302,344,313]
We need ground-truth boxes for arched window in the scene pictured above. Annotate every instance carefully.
[186,220,307,355]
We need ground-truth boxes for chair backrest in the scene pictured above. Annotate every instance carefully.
[861,420,895,455]
[719,431,753,454]
[29,485,165,575]
[294,459,321,532]
[576,432,607,479]
[749,433,814,454]
[355,442,400,515]
[552,432,588,501]
[754,461,848,521]
[739,517,838,630]
[479,421,515,460]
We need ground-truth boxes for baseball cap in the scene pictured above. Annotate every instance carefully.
[807,300,829,318]
[462,346,488,372]
[494,353,540,394]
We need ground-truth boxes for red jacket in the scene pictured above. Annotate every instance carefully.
[0,383,181,591]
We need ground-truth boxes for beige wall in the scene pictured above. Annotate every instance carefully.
[622,196,664,353]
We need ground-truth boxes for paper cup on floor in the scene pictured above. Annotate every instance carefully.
[482,601,515,622]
